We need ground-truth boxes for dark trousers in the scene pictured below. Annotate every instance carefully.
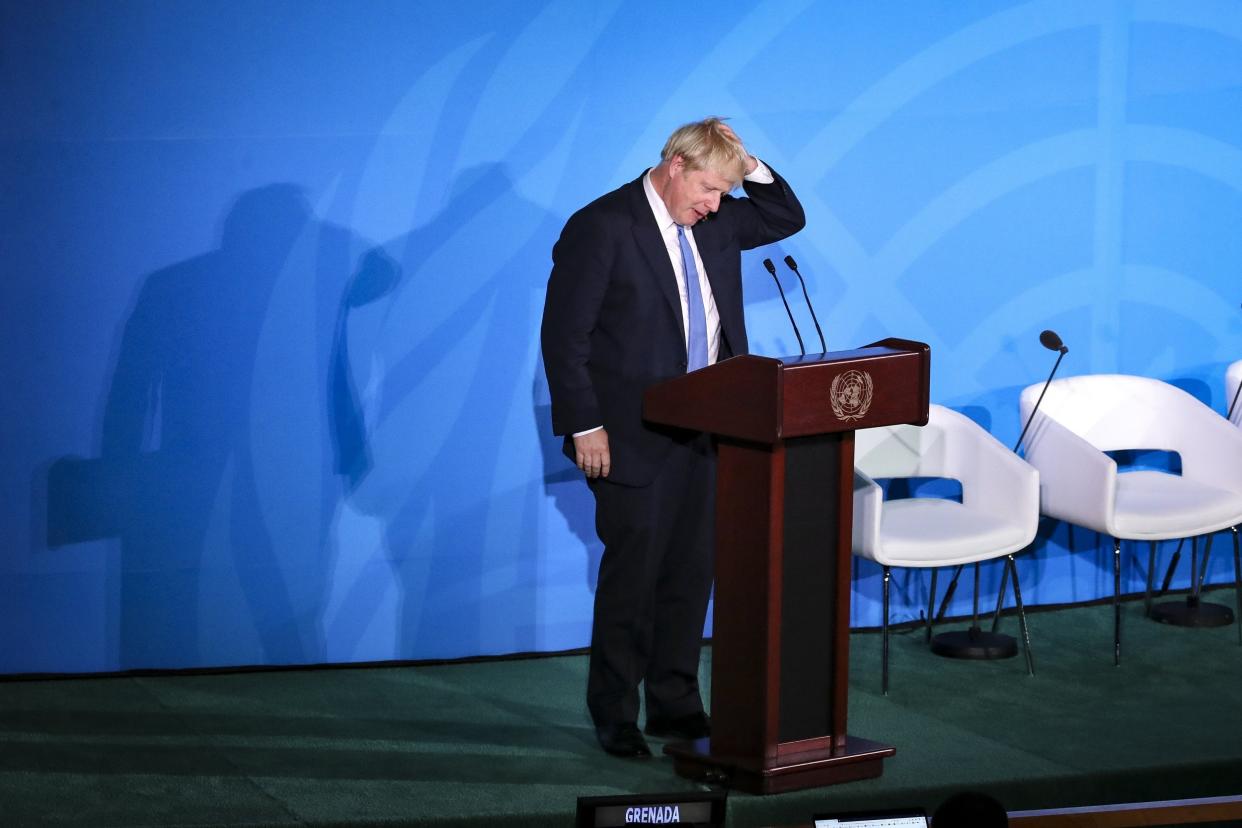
[586,436,716,728]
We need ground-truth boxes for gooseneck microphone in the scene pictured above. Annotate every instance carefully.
[1228,303,1242,422]
[930,328,1070,666]
[1013,329,1069,454]
[782,255,827,353]
[763,258,805,356]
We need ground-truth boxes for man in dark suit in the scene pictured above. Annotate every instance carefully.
[541,118,805,757]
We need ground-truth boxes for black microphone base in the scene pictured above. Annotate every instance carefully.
[1149,598,1234,628]
[930,626,1018,660]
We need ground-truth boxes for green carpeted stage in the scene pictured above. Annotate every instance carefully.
[4,597,1242,827]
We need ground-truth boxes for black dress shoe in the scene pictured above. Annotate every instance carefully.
[596,722,653,758]
[645,711,711,740]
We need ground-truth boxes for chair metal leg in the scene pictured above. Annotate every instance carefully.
[937,564,963,622]
[1190,536,1199,602]
[991,558,1011,634]
[926,568,938,644]
[1233,526,1241,645]
[1196,533,1216,596]
[882,566,891,696]
[1161,538,1184,594]
[1145,540,1157,618]
[1008,554,1034,676]
[970,562,981,627]
[1113,537,1122,667]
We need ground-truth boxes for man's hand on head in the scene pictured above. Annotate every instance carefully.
[716,122,758,175]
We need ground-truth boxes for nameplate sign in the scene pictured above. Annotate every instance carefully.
[576,790,725,827]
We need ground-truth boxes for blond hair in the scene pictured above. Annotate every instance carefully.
[660,117,748,185]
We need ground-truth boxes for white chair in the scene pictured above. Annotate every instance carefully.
[1227,360,1242,428]
[853,404,1040,694]
[1019,374,1242,664]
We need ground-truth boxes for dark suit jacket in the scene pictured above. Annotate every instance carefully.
[541,166,805,486]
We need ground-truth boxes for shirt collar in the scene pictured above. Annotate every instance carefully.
[642,169,678,233]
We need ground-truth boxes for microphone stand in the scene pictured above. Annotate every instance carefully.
[931,330,1068,664]
[1014,337,1068,455]
[763,259,804,356]
[782,256,826,353]
[1150,356,1238,626]
[1229,303,1242,423]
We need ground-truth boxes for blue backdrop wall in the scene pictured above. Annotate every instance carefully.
[4,1,1242,673]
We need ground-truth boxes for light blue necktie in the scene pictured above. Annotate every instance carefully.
[676,224,709,372]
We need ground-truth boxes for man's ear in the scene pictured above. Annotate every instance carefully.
[669,154,685,175]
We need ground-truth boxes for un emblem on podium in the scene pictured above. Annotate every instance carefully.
[830,369,874,421]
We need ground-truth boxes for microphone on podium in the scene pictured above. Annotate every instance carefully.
[781,256,827,353]
[1013,329,1069,455]
[763,258,805,356]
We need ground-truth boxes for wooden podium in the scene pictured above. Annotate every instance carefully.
[642,338,930,794]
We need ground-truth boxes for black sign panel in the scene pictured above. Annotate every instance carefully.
[576,790,726,827]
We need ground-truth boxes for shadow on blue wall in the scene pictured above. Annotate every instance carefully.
[48,184,350,668]
[324,164,582,658]
[46,164,594,666]
[330,246,401,492]
[534,390,604,594]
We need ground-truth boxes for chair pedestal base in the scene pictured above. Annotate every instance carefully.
[1150,598,1234,628]
[930,626,1018,659]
